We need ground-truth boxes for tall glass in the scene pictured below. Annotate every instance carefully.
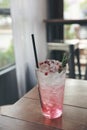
[36,61,66,119]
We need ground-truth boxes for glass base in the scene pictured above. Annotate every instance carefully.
[42,109,62,119]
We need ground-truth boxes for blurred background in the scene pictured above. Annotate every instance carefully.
[0,0,87,105]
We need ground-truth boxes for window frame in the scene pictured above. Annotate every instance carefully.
[0,8,10,15]
[0,6,15,71]
[46,0,87,41]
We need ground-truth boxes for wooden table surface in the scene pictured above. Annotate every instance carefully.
[1,78,87,130]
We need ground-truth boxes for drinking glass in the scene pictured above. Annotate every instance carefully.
[36,64,66,119]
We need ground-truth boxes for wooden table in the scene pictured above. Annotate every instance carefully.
[1,78,87,130]
[48,39,81,79]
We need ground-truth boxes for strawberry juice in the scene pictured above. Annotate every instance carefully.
[36,59,66,119]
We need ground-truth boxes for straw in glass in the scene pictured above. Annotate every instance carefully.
[31,34,39,68]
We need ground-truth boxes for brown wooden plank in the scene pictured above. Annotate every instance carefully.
[0,115,60,130]
[43,19,87,24]
[64,79,87,108]
[24,86,39,99]
[1,78,87,130]
[2,98,87,130]
[0,105,13,115]
[24,79,87,108]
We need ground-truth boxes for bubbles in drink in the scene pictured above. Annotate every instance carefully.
[39,84,64,119]
[37,59,66,119]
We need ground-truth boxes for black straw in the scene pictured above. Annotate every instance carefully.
[31,34,39,68]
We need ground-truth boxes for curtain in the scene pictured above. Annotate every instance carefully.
[10,0,47,97]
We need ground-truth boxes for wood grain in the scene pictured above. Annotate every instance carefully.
[24,79,87,108]
[0,115,61,130]
[1,97,87,130]
[1,78,87,130]
[24,86,39,99]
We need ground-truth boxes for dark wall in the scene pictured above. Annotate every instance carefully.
[0,65,19,105]
[47,0,63,19]
[47,0,64,61]
[47,0,64,41]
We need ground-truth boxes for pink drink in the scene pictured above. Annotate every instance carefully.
[39,85,64,119]
[36,59,66,119]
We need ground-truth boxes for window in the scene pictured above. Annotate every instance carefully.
[0,0,15,70]
[64,0,87,39]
